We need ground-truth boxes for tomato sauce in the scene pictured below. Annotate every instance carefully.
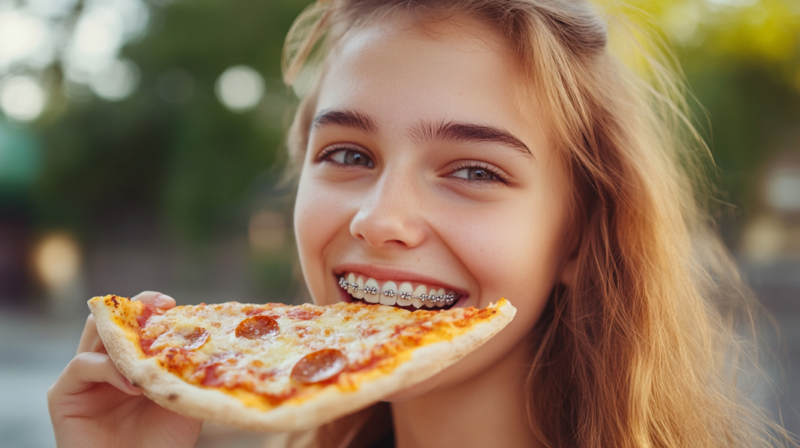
[201,362,225,387]
[137,303,156,329]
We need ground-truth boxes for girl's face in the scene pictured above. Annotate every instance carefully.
[295,16,574,394]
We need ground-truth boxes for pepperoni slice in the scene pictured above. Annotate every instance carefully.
[291,349,347,384]
[183,327,210,350]
[236,315,279,339]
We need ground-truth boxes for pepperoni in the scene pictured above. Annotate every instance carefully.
[290,349,347,384]
[236,315,279,339]
[245,308,265,317]
[140,337,156,355]
[287,308,321,320]
[183,327,210,350]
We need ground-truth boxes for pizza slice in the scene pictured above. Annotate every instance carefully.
[88,295,515,431]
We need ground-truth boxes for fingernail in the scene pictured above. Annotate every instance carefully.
[154,294,174,307]
[125,378,142,393]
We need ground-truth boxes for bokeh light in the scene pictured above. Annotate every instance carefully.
[61,0,149,87]
[88,58,140,101]
[0,9,53,70]
[766,167,800,213]
[249,211,286,252]
[215,65,265,112]
[740,216,784,261]
[33,233,82,292]
[0,75,46,122]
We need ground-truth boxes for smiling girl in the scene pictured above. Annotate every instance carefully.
[49,1,790,447]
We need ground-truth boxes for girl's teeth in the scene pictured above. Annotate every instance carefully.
[380,281,397,306]
[353,276,365,299]
[364,278,380,303]
[339,273,457,308]
[397,282,413,306]
[411,284,426,308]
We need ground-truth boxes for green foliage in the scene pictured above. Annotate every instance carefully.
[32,0,312,242]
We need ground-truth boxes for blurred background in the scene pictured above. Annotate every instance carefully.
[0,0,797,446]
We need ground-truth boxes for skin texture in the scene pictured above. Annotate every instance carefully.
[47,292,202,448]
[294,16,573,448]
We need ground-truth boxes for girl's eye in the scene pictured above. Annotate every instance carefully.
[449,163,506,183]
[321,146,374,168]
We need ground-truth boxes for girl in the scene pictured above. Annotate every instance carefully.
[48,0,791,447]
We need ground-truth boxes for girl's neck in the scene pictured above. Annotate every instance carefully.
[390,339,542,448]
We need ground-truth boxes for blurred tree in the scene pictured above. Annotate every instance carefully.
[32,0,312,243]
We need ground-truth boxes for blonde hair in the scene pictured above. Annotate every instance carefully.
[280,1,793,447]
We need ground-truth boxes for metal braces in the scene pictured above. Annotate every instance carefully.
[339,277,456,304]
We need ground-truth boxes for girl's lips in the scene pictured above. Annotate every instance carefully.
[332,263,469,299]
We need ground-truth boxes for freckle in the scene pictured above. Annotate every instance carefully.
[168,393,178,401]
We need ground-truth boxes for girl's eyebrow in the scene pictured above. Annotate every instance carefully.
[411,120,533,159]
[311,108,533,159]
[311,109,379,135]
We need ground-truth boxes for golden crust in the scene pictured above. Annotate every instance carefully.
[89,295,515,432]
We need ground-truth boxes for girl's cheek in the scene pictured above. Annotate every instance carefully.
[436,196,566,307]
[294,177,341,293]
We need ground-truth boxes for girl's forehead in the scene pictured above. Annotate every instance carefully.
[337,13,511,62]
[315,14,549,151]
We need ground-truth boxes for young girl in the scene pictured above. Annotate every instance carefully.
[48,0,791,447]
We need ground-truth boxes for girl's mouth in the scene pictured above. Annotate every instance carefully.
[336,272,462,311]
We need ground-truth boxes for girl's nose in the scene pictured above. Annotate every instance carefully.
[349,176,426,249]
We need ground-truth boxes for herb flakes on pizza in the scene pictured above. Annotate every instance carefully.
[88,295,516,431]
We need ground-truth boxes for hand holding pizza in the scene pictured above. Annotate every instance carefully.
[47,291,203,448]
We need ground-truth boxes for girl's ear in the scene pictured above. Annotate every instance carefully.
[558,256,578,286]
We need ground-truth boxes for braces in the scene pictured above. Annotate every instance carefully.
[339,277,456,304]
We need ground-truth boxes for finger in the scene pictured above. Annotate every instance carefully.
[51,352,142,397]
[132,291,176,310]
[76,315,101,355]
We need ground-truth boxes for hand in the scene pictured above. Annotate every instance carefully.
[48,292,203,448]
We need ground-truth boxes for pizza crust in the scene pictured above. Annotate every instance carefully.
[89,297,515,432]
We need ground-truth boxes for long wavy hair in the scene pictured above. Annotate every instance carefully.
[276,1,792,447]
